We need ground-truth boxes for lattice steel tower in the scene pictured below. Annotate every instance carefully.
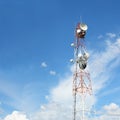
[71,22,92,120]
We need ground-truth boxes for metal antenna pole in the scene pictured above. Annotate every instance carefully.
[73,91,76,120]
[73,37,78,120]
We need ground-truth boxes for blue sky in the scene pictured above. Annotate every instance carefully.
[0,0,120,119]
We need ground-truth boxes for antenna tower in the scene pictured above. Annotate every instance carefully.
[71,22,92,120]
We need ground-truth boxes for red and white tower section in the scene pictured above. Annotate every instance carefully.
[71,23,92,120]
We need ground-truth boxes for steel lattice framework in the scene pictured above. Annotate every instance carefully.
[71,23,92,120]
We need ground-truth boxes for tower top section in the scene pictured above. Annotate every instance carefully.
[76,23,88,39]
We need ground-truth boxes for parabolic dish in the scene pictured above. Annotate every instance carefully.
[76,29,81,33]
[80,23,88,31]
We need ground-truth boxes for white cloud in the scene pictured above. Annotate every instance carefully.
[49,70,56,75]
[50,75,72,104]
[93,103,120,120]
[41,62,47,68]
[106,33,116,38]
[88,38,120,94]
[103,103,119,111]
[32,102,72,120]
[103,103,120,117]
[4,111,29,120]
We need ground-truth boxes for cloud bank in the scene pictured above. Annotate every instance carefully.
[3,34,120,120]
[4,111,29,120]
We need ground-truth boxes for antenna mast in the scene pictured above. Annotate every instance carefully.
[71,22,92,120]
